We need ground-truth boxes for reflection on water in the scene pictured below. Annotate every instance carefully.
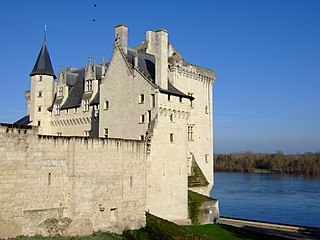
[210,172,320,227]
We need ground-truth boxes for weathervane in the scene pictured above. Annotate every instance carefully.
[44,24,47,41]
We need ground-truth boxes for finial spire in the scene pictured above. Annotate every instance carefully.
[44,24,47,42]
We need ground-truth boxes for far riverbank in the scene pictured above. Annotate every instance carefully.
[215,151,320,176]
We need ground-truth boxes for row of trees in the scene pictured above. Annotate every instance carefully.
[215,151,320,176]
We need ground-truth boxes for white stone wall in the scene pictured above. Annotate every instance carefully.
[0,125,146,238]
[168,65,215,194]
[146,93,191,221]
[99,47,156,140]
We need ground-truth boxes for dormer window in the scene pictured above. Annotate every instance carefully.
[55,104,61,115]
[83,100,90,112]
[58,87,63,97]
[85,80,93,92]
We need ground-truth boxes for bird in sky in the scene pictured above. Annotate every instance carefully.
[94,3,97,7]
[93,18,96,21]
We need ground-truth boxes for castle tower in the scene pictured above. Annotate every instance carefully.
[29,37,56,134]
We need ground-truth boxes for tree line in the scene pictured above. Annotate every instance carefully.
[215,151,320,176]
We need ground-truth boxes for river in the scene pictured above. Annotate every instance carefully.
[210,172,320,228]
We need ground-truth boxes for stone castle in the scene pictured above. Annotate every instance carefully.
[0,24,216,238]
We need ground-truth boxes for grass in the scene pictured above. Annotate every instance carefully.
[184,224,289,240]
[10,213,290,240]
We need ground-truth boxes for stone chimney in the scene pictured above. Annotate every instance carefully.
[155,29,168,89]
[115,24,128,55]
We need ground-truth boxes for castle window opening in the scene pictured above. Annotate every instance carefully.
[85,80,93,92]
[38,91,43,98]
[65,109,69,114]
[55,104,61,115]
[170,114,174,122]
[188,125,194,141]
[58,86,63,97]
[130,177,133,187]
[179,97,182,103]
[37,120,41,126]
[104,128,108,138]
[168,95,171,101]
[74,108,78,113]
[140,114,145,123]
[104,100,109,110]
[151,94,155,108]
[148,110,151,122]
[83,100,90,112]
[48,173,51,185]
[139,94,145,104]
[38,106,42,112]
[140,135,144,140]
[170,133,174,143]
[39,76,43,82]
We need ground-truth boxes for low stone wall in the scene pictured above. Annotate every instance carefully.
[0,124,147,238]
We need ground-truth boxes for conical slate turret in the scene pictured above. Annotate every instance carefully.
[30,41,56,79]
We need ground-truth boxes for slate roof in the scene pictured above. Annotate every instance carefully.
[48,48,191,111]
[127,49,192,99]
[13,115,30,126]
[30,41,56,79]
[127,49,155,82]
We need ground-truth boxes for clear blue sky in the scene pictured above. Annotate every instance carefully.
[0,0,319,154]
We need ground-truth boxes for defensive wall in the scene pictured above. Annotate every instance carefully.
[0,124,147,238]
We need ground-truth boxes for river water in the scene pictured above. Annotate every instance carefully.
[210,172,320,228]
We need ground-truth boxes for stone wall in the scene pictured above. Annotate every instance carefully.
[0,124,146,238]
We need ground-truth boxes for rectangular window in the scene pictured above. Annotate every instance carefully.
[74,108,78,113]
[188,125,194,141]
[38,91,43,98]
[37,120,41,126]
[85,80,93,92]
[39,76,43,82]
[148,110,151,122]
[151,94,155,108]
[140,114,145,123]
[104,128,109,138]
[170,133,174,143]
[168,95,171,101]
[140,135,144,140]
[65,109,69,115]
[55,104,61,115]
[104,100,109,110]
[38,106,42,112]
[139,94,145,104]
[83,100,90,112]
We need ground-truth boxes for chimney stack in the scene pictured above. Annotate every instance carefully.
[155,29,168,89]
[115,24,128,55]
